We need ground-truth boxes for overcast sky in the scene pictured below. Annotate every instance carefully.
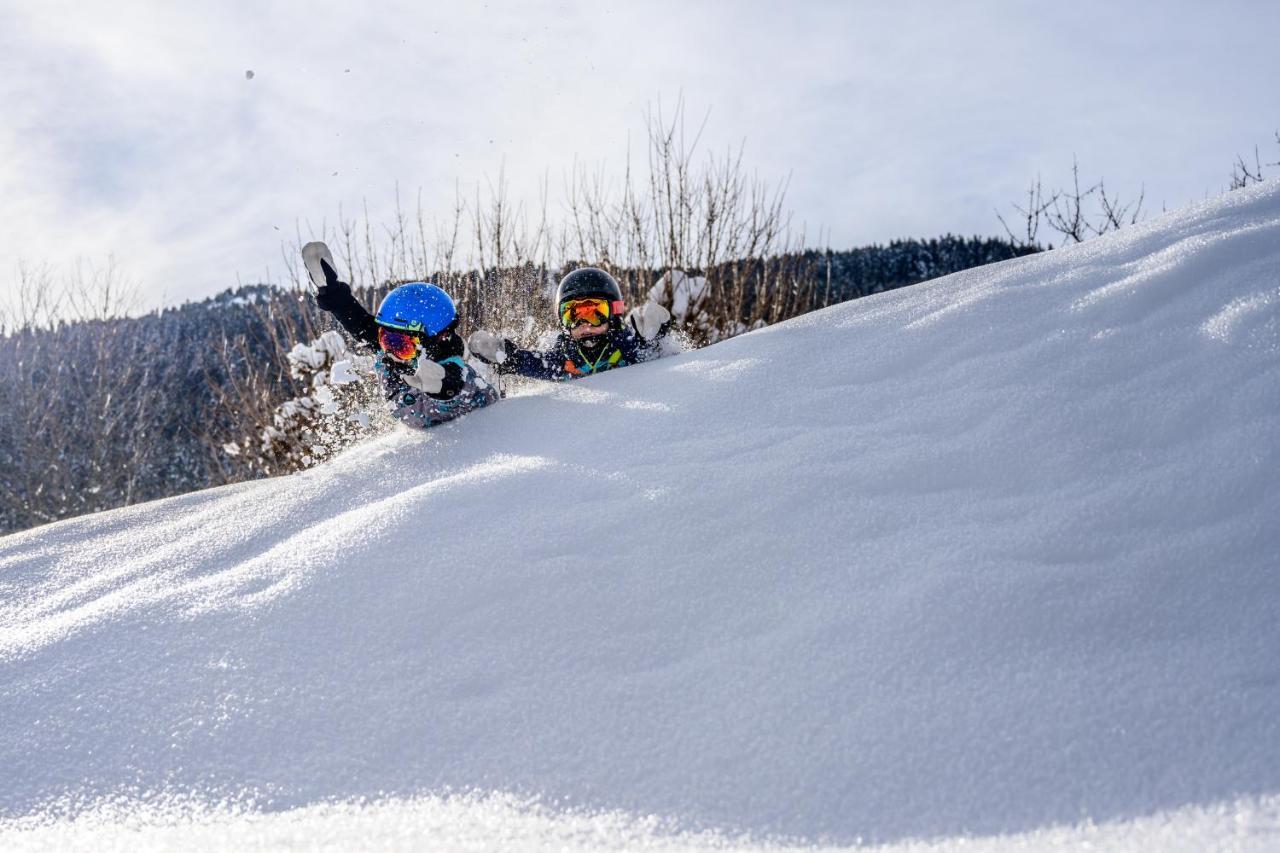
[2,0,1278,312]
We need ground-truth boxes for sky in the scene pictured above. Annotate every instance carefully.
[2,0,1278,313]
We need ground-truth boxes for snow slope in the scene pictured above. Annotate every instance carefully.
[2,182,1279,850]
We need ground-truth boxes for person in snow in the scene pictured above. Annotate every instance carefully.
[466,267,673,381]
[305,244,497,429]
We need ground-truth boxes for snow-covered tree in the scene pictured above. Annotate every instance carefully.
[221,331,382,476]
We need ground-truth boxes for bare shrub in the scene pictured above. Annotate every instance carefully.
[1229,146,1264,190]
[558,99,805,343]
[1228,131,1280,191]
[999,157,1144,247]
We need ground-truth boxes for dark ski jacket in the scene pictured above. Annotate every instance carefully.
[314,281,497,428]
[488,323,668,381]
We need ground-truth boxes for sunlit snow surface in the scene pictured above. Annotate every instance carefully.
[4,792,1279,853]
[2,182,1279,850]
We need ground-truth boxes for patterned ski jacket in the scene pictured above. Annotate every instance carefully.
[378,356,497,429]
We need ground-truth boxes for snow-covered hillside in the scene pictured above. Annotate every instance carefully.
[2,183,1279,851]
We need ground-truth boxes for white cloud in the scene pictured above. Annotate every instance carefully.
[2,0,1278,313]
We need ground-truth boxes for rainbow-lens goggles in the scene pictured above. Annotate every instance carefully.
[378,327,421,362]
[560,297,621,328]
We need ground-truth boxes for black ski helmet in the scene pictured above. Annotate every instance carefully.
[555,267,624,306]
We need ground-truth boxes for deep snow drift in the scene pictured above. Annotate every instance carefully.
[2,182,1279,850]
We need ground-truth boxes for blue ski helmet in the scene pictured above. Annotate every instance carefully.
[375,283,457,335]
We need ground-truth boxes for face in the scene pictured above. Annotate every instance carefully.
[571,322,608,340]
[561,296,615,340]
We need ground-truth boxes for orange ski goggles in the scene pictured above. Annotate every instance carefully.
[378,327,421,362]
[560,297,618,328]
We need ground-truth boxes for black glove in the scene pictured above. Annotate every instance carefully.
[313,259,351,313]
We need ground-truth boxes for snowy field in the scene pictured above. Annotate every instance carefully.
[2,182,1278,851]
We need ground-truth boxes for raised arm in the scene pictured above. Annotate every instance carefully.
[468,331,575,381]
[313,259,379,350]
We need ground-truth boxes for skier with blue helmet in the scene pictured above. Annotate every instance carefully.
[303,242,497,429]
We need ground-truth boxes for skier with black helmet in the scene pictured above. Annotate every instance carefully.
[467,267,672,381]
[302,242,497,429]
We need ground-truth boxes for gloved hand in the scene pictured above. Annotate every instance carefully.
[403,358,446,394]
[467,330,508,364]
[313,259,352,313]
[302,241,350,313]
[627,300,672,341]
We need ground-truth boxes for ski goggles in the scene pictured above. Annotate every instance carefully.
[377,327,421,361]
[560,297,617,328]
